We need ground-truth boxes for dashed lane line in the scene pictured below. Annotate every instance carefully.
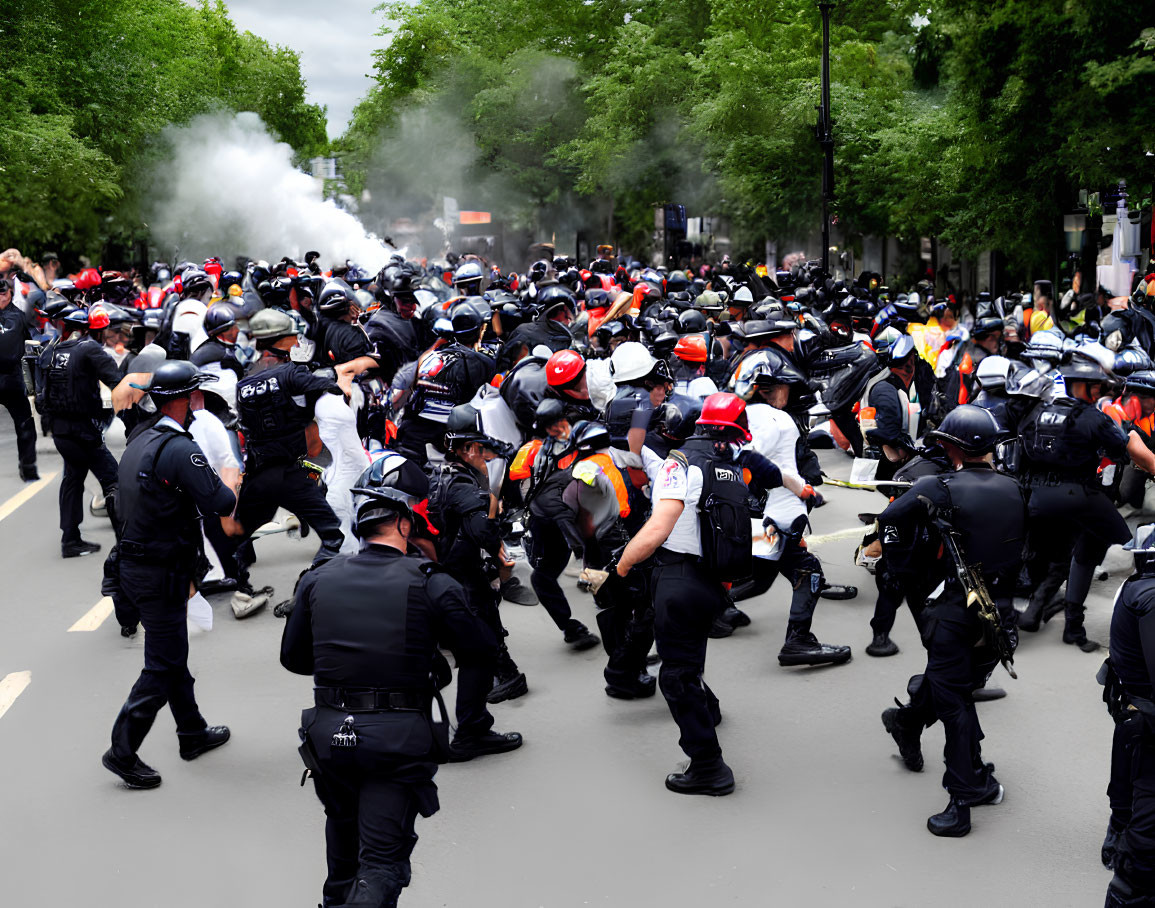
[0,671,31,720]
[69,597,114,632]
[0,472,58,523]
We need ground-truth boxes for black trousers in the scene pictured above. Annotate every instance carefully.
[906,600,998,802]
[1115,716,1155,898]
[110,560,207,758]
[730,539,822,624]
[870,559,933,636]
[53,430,118,545]
[1111,713,1144,831]
[652,557,726,762]
[0,384,37,468]
[830,405,864,457]
[526,515,574,632]
[233,462,344,569]
[394,416,444,468]
[595,566,654,687]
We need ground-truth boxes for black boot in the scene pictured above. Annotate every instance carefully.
[342,865,409,908]
[722,605,751,628]
[487,649,528,703]
[448,730,523,762]
[563,620,600,651]
[665,758,735,796]
[178,725,231,760]
[1062,601,1102,652]
[709,613,734,638]
[819,583,858,600]
[927,797,971,836]
[866,632,899,657]
[778,620,852,667]
[18,462,39,482]
[605,670,656,700]
[881,704,924,772]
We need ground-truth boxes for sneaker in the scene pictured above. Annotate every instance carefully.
[102,749,162,789]
[231,585,272,619]
[62,540,101,558]
[487,672,528,704]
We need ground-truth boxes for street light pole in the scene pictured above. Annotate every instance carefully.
[816,1,835,278]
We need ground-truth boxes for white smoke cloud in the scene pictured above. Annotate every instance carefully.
[146,111,393,271]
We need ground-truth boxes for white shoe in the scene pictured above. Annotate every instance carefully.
[231,589,269,619]
[188,592,214,632]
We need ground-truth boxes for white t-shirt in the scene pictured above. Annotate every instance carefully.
[189,410,239,472]
[746,402,806,531]
[652,453,704,556]
[673,375,718,399]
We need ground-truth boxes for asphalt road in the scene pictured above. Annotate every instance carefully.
[0,420,1123,907]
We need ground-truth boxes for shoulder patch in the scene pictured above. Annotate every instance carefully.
[190,452,208,468]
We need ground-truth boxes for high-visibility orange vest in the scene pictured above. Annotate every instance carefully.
[509,439,542,480]
[574,452,631,518]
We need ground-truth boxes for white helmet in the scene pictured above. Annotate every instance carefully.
[609,341,657,383]
[975,354,1011,390]
[733,286,754,304]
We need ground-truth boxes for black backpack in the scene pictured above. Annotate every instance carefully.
[674,442,753,581]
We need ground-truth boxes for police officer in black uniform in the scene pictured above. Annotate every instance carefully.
[1012,352,1132,650]
[431,404,528,703]
[281,462,521,908]
[518,407,600,651]
[231,308,350,581]
[37,305,123,556]
[396,303,496,467]
[190,303,243,379]
[613,392,755,796]
[1103,525,1155,907]
[0,275,38,480]
[878,406,1025,837]
[365,268,419,386]
[102,362,236,790]
[318,280,377,369]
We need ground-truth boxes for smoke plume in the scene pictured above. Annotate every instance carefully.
[146,111,393,270]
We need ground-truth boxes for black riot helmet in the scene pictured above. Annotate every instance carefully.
[924,404,1001,455]
[351,454,428,535]
[444,403,510,455]
[676,308,708,335]
[532,398,567,436]
[571,420,611,455]
[318,279,356,314]
[133,361,218,401]
[656,393,703,444]
[203,303,239,338]
[1126,371,1155,398]
[537,284,577,321]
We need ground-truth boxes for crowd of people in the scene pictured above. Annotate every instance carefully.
[3,243,1155,907]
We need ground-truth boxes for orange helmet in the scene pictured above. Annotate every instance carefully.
[674,333,708,363]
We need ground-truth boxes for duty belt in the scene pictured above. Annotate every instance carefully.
[1024,470,1095,488]
[652,548,699,566]
[314,687,427,712]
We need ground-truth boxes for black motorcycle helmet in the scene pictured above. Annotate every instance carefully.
[675,309,707,335]
[924,404,1001,455]
[532,398,567,436]
[318,279,356,314]
[537,284,576,320]
[448,298,488,342]
[571,420,611,455]
[203,303,239,338]
[1126,370,1155,398]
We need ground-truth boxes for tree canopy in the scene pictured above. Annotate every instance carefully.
[339,0,1155,276]
[0,0,327,261]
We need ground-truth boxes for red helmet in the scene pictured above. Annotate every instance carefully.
[545,349,586,388]
[87,305,111,330]
[697,392,752,442]
[674,333,708,363]
[74,268,101,291]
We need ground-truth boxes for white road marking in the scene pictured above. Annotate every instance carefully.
[804,525,866,547]
[0,671,31,720]
[0,472,58,523]
[68,596,115,632]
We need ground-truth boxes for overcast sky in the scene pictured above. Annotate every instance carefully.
[197,0,403,139]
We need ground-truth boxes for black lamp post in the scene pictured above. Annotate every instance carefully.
[816,1,835,278]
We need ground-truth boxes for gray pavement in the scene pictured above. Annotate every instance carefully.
[0,422,1122,906]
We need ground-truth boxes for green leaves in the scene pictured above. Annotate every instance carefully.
[0,0,327,259]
